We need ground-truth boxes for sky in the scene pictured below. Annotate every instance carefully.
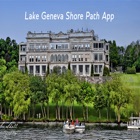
[0,0,140,46]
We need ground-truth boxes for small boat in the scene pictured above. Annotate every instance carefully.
[63,124,75,134]
[127,117,140,129]
[0,122,18,129]
[75,124,85,133]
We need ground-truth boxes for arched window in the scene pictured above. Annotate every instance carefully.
[51,55,54,62]
[58,54,61,62]
[65,54,68,62]
[62,66,66,73]
[54,54,57,62]
[62,55,64,62]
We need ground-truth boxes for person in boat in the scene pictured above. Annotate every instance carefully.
[71,120,75,125]
[75,118,79,126]
[66,118,69,124]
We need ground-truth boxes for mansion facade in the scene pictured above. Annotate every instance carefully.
[18,30,109,76]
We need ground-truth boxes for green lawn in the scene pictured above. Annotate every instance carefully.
[121,73,140,94]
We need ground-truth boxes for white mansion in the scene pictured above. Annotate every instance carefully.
[18,29,109,76]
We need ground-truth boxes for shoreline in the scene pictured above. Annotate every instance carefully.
[11,121,127,127]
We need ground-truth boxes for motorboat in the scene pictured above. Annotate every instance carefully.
[75,124,85,133]
[127,117,140,129]
[63,124,75,134]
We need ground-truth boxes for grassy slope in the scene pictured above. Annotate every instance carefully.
[121,73,140,94]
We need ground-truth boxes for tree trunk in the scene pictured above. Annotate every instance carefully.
[66,106,68,119]
[4,104,7,115]
[72,102,75,119]
[106,108,109,121]
[23,113,25,120]
[70,106,72,120]
[43,106,46,118]
[117,107,121,123]
[86,106,88,121]
[8,108,10,116]
[40,104,44,118]
[55,104,58,120]
[83,105,85,120]
[58,106,60,120]
[32,103,35,118]
[99,109,101,119]
[61,103,64,119]
[47,103,49,120]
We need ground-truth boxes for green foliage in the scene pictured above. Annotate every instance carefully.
[108,74,133,122]
[0,37,18,71]
[52,66,61,74]
[109,40,119,69]
[3,70,31,118]
[126,66,136,74]
[103,66,110,76]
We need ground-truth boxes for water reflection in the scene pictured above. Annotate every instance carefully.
[0,125,139,140]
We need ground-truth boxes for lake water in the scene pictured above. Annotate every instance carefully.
[0,125,140,140]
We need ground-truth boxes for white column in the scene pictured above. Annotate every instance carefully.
[83,64,85,76]
[77,64,79,75]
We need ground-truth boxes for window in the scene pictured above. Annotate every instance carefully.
[21,45,26,51]
[29,66,34,74]
[78,54,83,61]
[85,58,87,61]
[65,44,68,49]
[94,43,98,48]
[94,65,98,73]
[99,65,102,73]
[42,44,47,50]
[29,44,34,50]
[94,54,98,61]
[99,43,103,49]
[51,55,54,62]
[85,65,89,74]
[62,55,65,62]
[42,56,47,62]
[72,65,77,74]
[20,55,25,62]
[36,44,40,50]
[65,54,68,61]
[29,56,34,62]
[62,66,66,73]
[106,45,108,50]
[106,55,109,62]
[36,65,40,74]
[42,65,46,74]
[79,65,83,74]
[36,56,40,62]
[20,66,25,73]
[99,54,103,61]
[58,54,61,62]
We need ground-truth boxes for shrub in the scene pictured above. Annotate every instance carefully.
[126,67,136,74]
[103,66,110,76]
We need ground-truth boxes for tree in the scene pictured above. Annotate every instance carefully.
[108,74,133,123]
[93,84,106,119]
[3,70,30,119]
[64,70,80,120]
[103,66,110,76]
[78,81,95,121]
[0,59,7,115]
[109,40,119,71]
[29,75,48,119]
